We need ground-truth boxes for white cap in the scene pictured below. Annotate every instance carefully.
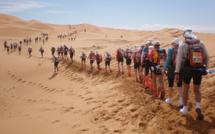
[126,45,130,49]
[141,44,145,48]
[172,37,182,45]
[117,46,121,50]
[148,46,154,49]
[96,51,98,54]
[183,31,197,43]
[135,45,139,50]
[106,50,109,53]
[183,28,192,35]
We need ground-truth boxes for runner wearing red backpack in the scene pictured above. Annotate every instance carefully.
[116,47,125,74]
[175,29,210,120]
[88,51,96,70]
[162,37,183,108]
[132,45,141,82]
[95,51,102,70]
[104,50,112,72]
[153,41,166,99]
[124,45,133,76]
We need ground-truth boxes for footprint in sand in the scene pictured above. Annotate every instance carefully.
[130,108,138,112]
[113,130,122,133]
[80,129,89,132]
[63,107,75,113]
[17,79,22,82]
[72,124,80,128]
[85,97,93,101]
[28,81,32,84]
[22,81,26,83]
[117,99,125,103]
[52,120,60,124]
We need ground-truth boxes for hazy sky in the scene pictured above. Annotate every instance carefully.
[1,0,215,33]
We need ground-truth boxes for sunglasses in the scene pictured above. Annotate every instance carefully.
[185,37,192,40]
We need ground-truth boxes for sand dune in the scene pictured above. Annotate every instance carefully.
[0,14,215,134]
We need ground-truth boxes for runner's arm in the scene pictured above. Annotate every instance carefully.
[175,44,184,73]
[201,42,210,70]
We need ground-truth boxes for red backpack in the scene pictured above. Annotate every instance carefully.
[187,40,205,68]
[134,51,141,63]
[96,54,102,61]
[106,53,112,61]
[125,50,132,59]
[90,53,95,59]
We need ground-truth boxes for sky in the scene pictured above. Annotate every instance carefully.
[1,0,215,33]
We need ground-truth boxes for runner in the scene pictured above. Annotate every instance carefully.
[116,47,125,74]
[104,50,112,72]
[124,45,133,76]
[132,45,141,82]
[6,45,10,55]
[69,46,75,63]
[10,43,13,52]
[52,55,60,73]
[51,46,55,56]
[139,44,145,82]
[4,40,7,50]
[18,45,21,55]
[60,45,64,59]
[153,41,167,99]
[80,52,87,68]
[95,51,102,70]
[39,46,44,58]
[57,46,61,58]
[88,51,96,70]
[162,37,183,107]
[175,29,210,120]
[28,46,32,57]
[142,40,154,89]
[63,45,69,60]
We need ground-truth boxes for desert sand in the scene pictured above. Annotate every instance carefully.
[0,14,215,134]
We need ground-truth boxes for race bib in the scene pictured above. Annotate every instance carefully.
[193,52,202,63]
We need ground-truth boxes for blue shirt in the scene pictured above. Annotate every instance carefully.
[163,47,173,69]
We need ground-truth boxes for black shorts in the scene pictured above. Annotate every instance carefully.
[58,52,60,55]
[134,62,140,69]
[117,57,124,62]
[64,51,67,55]
[151,66,162,76]
[105,61,110,66]
[97,61,101,65]
[54,62,59,68]
[70,53,73,58]
[183,75,202,85]
[82,58,85,61]
[60,52,63,55]
[168,76,182,87]
[144,60,151,75]
[52,51,54,55]
[126,59,131,65]
[90,60,94,64]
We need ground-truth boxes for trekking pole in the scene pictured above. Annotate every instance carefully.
[193,68,215,74]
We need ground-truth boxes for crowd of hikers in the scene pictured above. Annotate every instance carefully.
[3,28,210,120]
